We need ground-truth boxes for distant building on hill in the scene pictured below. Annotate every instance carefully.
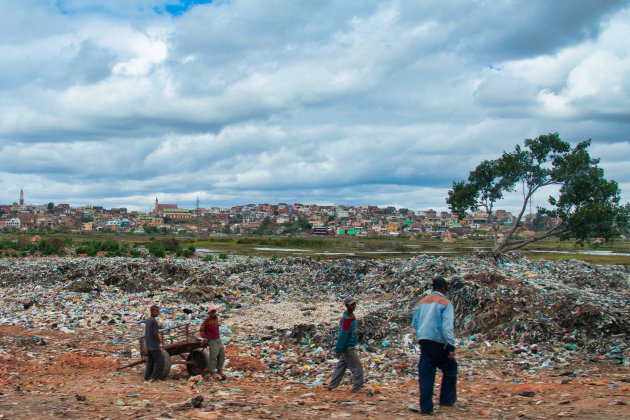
[154,197,178,213]
[154,197,191,219]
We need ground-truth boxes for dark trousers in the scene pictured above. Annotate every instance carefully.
[418,340,457,413]
[144,349,163,380]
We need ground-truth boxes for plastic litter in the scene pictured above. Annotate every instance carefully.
[0,251,628,384]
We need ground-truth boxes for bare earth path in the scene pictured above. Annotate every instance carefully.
[1,325,628,419]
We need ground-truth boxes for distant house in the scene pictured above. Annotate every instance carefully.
[442,230,456,243]
[278,203,289,214]
[163,208,192,219]
[6,218,21,229]
[385,223,399,233]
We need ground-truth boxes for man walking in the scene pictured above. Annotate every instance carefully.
[200,306,226,380]
[327,296,364,392]
[412,277,457,415]
[144,305,163,381]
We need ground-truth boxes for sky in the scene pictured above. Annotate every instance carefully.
[1,0,629,214]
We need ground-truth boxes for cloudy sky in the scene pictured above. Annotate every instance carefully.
[1,0,629,213]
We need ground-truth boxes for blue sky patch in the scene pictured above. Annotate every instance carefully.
[157,0,214,16]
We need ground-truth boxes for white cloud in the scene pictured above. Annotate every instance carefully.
[0,0,628,213]
[478,6,630,121]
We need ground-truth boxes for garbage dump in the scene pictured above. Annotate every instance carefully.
[0,252,628,385]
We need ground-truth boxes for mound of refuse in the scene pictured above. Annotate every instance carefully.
[0,253,628,371]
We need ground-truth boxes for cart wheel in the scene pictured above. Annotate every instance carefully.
[159,349,171,380]
[186,348,209,376]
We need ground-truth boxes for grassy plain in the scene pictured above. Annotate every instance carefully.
[2,232,628,265]
[190,236,630,265]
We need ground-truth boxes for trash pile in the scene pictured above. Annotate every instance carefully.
[0,252,628,384]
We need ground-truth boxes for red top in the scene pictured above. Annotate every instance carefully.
[201,316,220,340]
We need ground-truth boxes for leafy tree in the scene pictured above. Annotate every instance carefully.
[253,216,273,235]
[528,214,551,231]
[447,133,629,252]
[298,218,312,230]
[282,223,300,234]
[128,248,142,258]
[156,238,180,253]
[38,237,67,256]
[176,244,196,257]
[143,225,159,234]
[146,243,165,258]
[283,218,312,234]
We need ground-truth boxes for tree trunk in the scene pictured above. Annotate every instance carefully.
[493,187,535,253]
[495,224,565,253]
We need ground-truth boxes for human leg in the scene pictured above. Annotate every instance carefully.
[144,351,155,380]
[437,357,458,405]
[418,341,439,414]
[327,353,348,390]
[343,347,364,391]
[151,349,163,380]
[216,342,226,377]
[207,339,220,373]
[149,349,163,380]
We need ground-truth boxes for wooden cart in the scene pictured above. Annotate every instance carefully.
[118,324,209,379]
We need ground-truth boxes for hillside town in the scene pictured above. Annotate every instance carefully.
[1,189,551,238]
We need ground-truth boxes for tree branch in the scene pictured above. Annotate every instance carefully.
[502,224,566,251]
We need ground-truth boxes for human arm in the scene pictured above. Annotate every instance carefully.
[148,318,161,345]
[199,318,206,338]
[334,317,351,355]
[441,303,455,353]
[411,306,419,332]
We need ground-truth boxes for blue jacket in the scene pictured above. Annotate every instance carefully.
[411,291,455,352]
[335,311,358,354]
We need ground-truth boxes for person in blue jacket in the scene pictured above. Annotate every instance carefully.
[412,276,457,414]
[327,296,364,392]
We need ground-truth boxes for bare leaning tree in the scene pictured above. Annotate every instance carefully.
[447,133,629,253]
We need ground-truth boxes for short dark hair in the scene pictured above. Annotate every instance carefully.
[432,276,448,290]
[150,305,159,311]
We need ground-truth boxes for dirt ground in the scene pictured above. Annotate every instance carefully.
[0,325,628,419]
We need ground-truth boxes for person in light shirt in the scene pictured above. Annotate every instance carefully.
[411,276,457,415]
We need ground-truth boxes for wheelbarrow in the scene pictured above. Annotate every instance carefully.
[117,323,209,379]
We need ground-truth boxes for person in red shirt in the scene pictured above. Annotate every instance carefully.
[200,306,226,380]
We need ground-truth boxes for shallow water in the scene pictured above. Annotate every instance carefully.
[199,246,630,259]
[527,250,630,256]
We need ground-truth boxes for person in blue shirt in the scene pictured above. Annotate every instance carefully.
[327,296,364,392]
[411,277,457,414]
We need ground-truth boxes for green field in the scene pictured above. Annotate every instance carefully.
[189,236,630,265]
[1,232,628,265]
